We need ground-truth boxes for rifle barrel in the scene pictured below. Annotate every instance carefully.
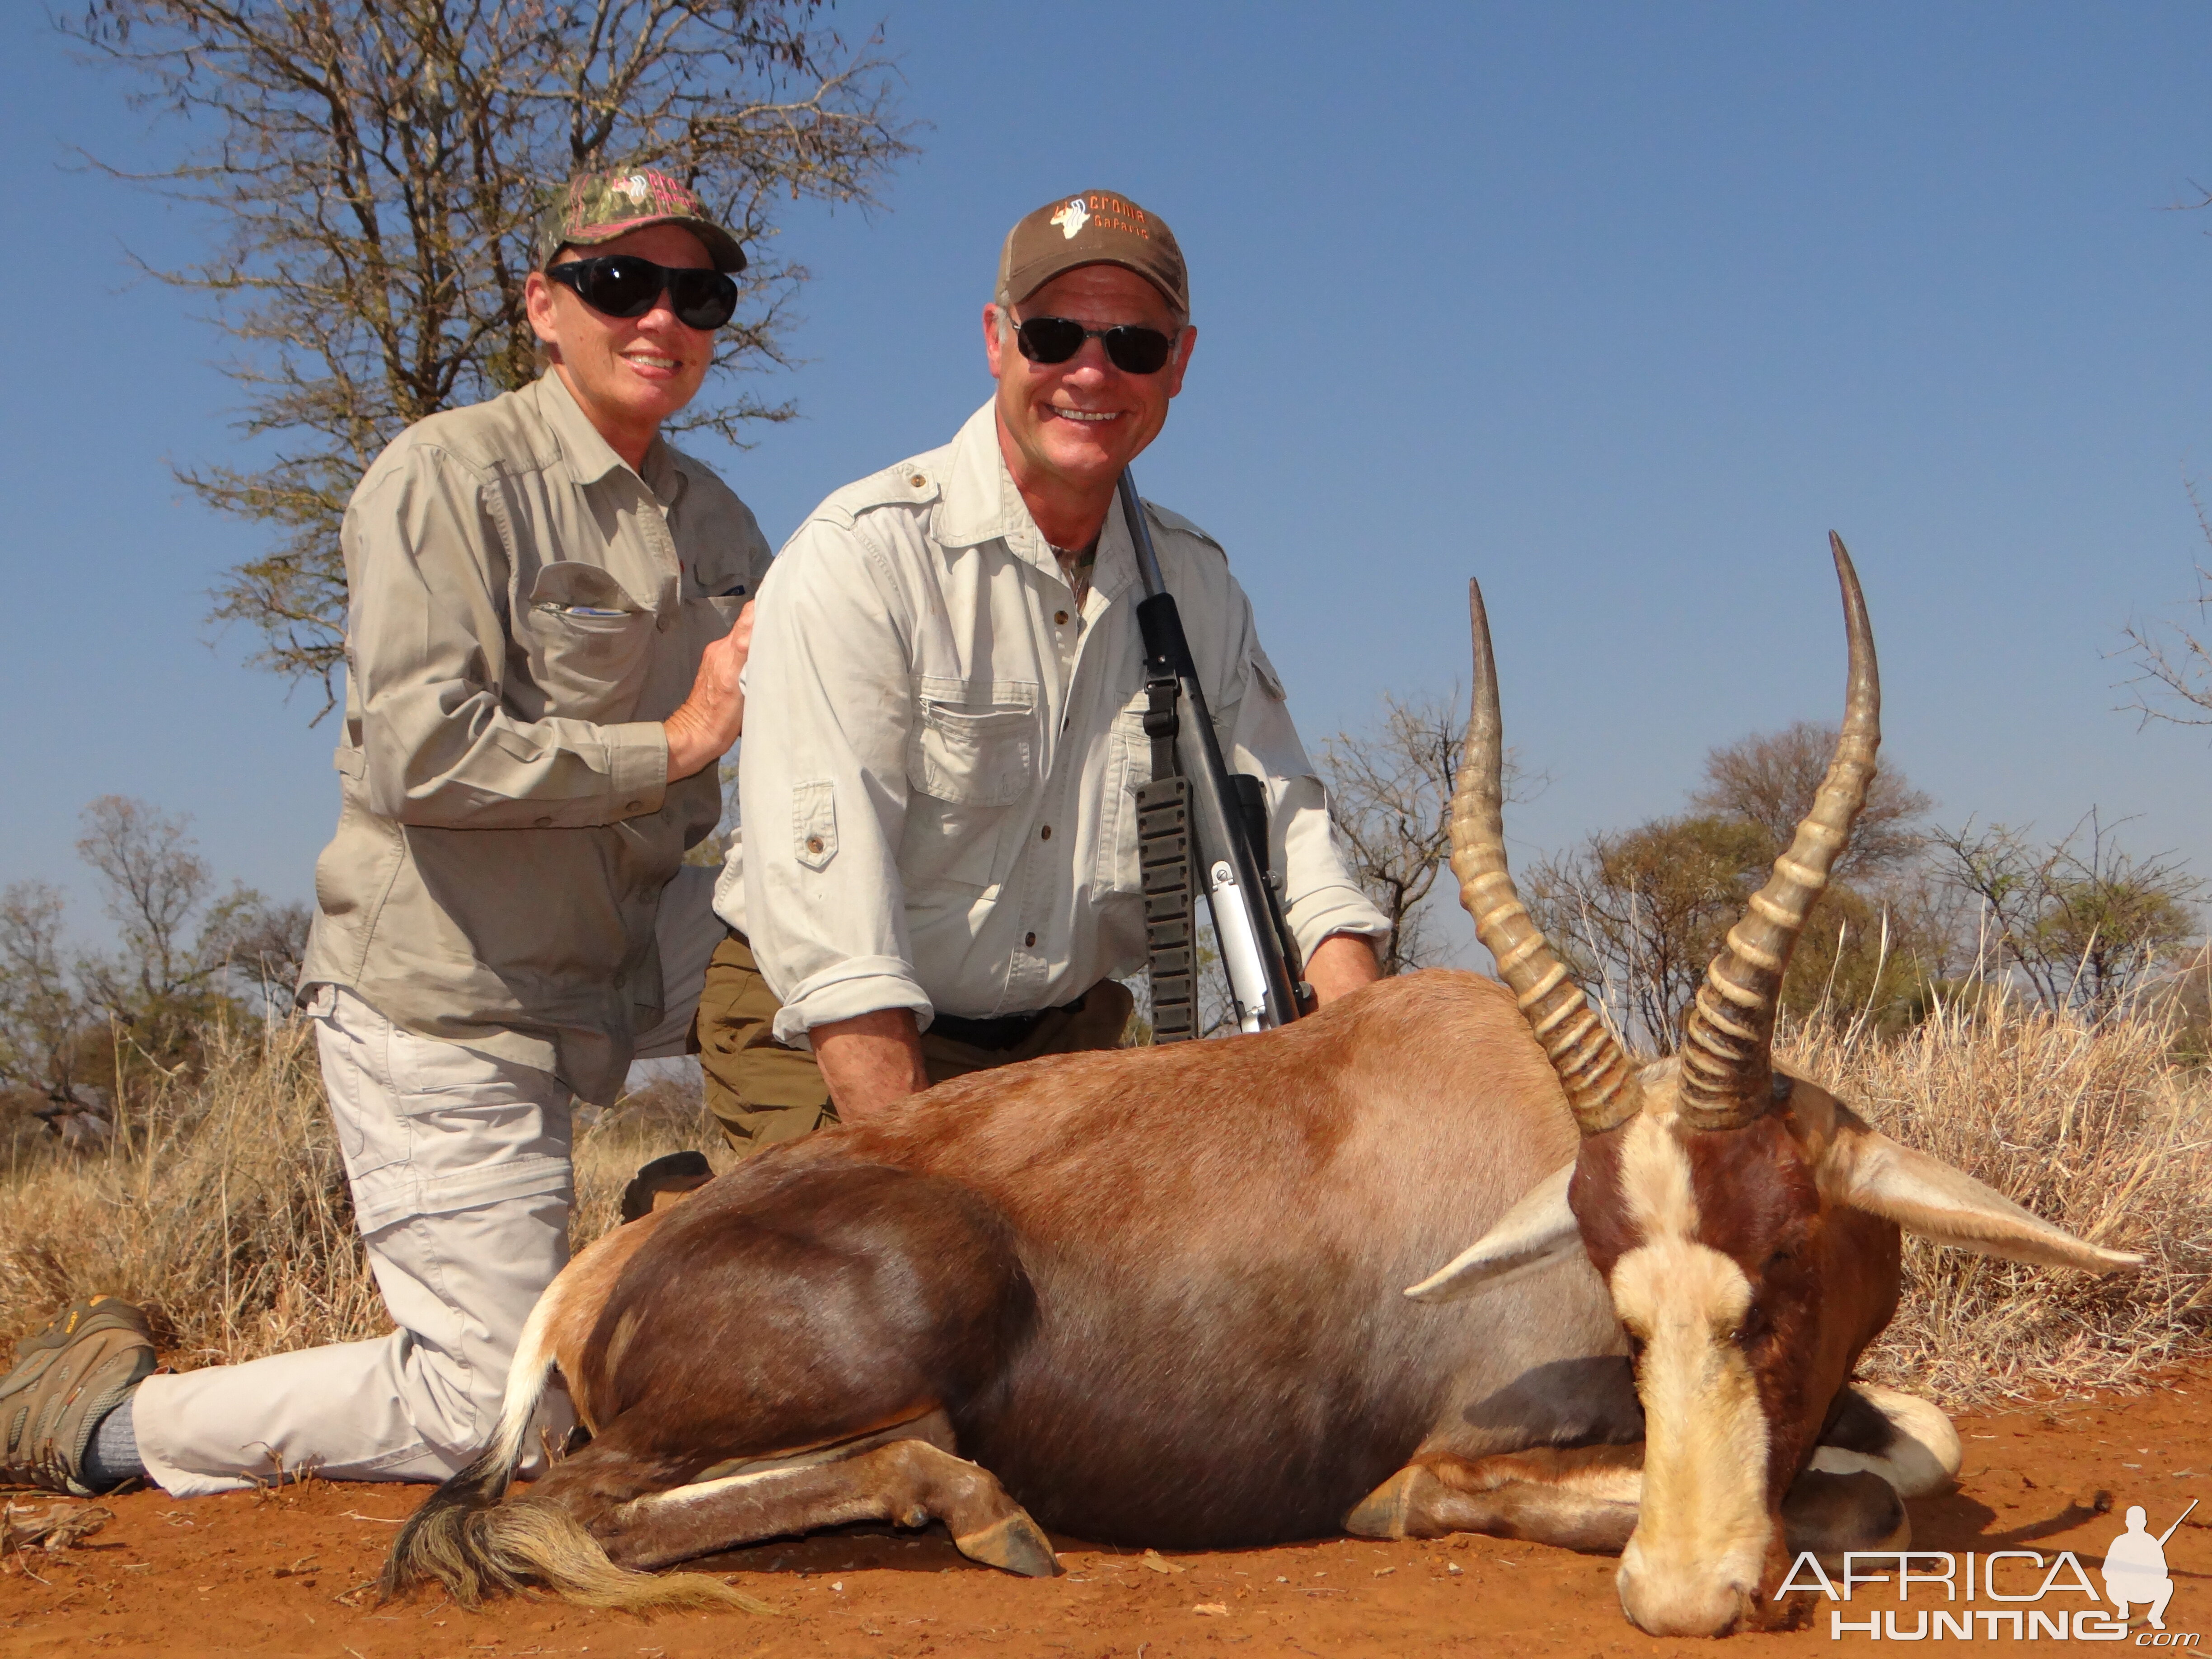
[2157,1498,2198,1545]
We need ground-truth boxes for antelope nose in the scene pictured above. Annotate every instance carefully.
[1616,1548,1753,1638]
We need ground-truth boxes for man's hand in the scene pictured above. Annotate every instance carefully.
[812,1008,930,1124]
[664,600,754,782]
[1306,932,1382,1006]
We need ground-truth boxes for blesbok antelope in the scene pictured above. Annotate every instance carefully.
[387,539,2137,1637]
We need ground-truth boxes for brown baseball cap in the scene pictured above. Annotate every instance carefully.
[996,190,1188,315]
[534,167,746,274]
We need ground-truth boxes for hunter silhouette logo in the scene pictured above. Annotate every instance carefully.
[2106,1500,2195,1631]
[1050,197,1090,239]
[1784,1491,2201,1641]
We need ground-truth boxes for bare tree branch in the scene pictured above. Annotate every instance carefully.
[1317,688,1544,975]
[2117,549,2212,731]
[66,1,917,710]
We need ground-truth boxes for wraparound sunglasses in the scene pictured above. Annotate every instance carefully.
[546,256,739,330]
[1010,313,1181,375]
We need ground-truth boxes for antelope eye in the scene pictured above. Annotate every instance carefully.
[1734,1304,1767,1345]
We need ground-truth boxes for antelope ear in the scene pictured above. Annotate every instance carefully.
[1405,1162,1581,1302]
[1823,1128,2142,1273]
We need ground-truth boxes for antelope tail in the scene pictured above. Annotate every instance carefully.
[380,1289,769,1614]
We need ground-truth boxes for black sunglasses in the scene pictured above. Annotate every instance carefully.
[1009,313,1181,375]
[545,256,738,330]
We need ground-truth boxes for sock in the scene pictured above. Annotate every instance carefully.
[80,1391,145,1487]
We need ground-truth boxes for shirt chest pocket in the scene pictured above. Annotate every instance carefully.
[907,680,1039,807]
[901,678,1039,893]
[520,562,656,724]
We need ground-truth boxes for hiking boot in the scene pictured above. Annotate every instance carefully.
[0,1297,156,1494]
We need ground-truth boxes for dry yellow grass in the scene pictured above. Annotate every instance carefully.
[1783,995,2212,1408]
[0,1019,712,1370]
[0,998,2203,1412]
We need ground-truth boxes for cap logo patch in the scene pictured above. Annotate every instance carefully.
[1050,198,1091,239]
[619,173,650,203]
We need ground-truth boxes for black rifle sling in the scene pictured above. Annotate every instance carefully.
[1135,651,1197,1041]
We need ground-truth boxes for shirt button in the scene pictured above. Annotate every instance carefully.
[1025,932,1037,948]
[806,835,825,854]
[1039,824,1052,840]
[625,800,643,811]
[534,816,553,828]
[909,473,926,487]
[1054,610,1070,626]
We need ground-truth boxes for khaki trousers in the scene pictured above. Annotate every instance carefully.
[133,985,572,1497]
[694,934,1134,1152]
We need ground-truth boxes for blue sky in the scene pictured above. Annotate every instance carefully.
[3,4,2208,951]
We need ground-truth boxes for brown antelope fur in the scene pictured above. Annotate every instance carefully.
[386,544,2137,1639]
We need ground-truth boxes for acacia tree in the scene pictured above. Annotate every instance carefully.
[73,795,310,1051]
[0,884,95,1113]
[69,1,914,711]
[1525,815,1771,1050]
[1525,725,1940,1050]
[1929,813,2201,1019]
[1317,689,1541,975]
[0,797,309,1137]
[1688,719,1931,880]
[1318,692,1465,975]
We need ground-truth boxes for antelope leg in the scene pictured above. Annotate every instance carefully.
[1810,1383,1961,1497]
[1345,1443,1644,1552]
[593,1437,1060,1579]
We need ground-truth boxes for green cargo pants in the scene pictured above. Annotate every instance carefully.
[693,933,1135,1153]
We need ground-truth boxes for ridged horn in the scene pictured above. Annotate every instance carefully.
[1451,580,1641,1135]
[1677,534,1880,1130]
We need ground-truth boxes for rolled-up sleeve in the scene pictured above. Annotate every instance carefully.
[347,447,670,829]
[739,523,933,1045]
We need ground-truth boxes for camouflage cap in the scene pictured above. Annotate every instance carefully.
[996,190,1188,316]
[535,168,746,274]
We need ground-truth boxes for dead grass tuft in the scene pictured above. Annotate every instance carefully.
[0,1019,715,1370]
[1784,994,2212,1410]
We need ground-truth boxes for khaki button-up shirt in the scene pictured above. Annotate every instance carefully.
[722,400,1388,1044]
[302,371,771,1103]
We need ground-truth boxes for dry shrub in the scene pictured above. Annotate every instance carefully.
[0,1017,381,1367]
[0,1020,717,1368]
[1782,996,2212,1409]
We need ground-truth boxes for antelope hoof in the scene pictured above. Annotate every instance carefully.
[1344,1465,1432,1540]
[951,1511,1062,1577]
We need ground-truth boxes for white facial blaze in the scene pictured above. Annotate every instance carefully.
[1610,1113,1774,1636]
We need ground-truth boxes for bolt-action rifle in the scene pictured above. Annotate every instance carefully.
[1120,469,1310,1039]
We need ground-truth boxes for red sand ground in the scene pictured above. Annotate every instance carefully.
[2,1368,2206,1658]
